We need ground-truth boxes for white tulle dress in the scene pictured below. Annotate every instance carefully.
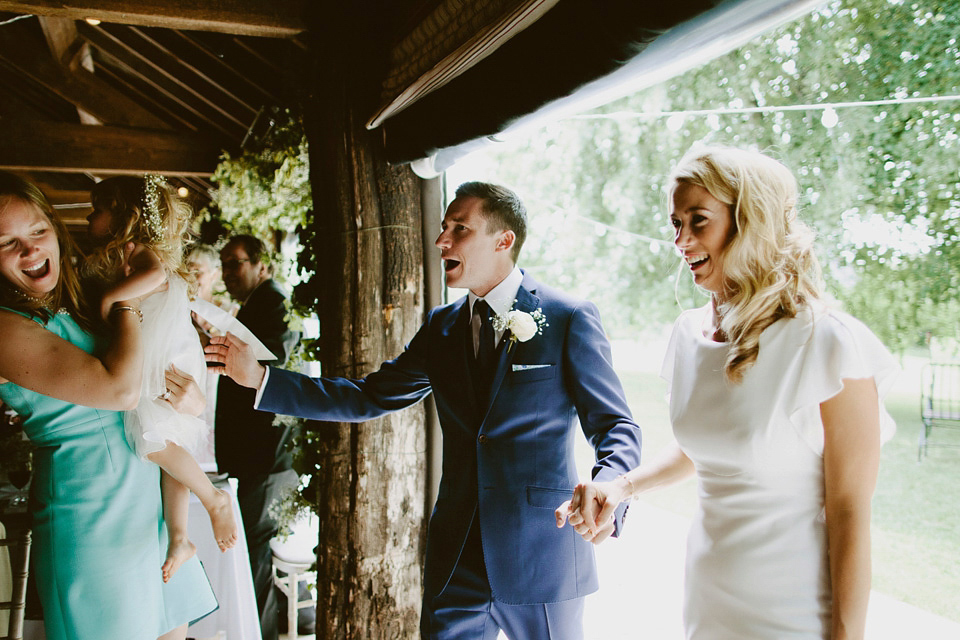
[125,275,209,459]
[661,302,898,639]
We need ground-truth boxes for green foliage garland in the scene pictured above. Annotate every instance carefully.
[206,110,324,522]
[208,111,312,241]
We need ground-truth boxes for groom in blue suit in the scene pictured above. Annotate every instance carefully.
[206,182,642,639]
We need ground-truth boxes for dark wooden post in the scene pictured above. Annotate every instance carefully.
[300,3,428,637]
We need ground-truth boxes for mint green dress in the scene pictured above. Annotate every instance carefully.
[0,309,217,640]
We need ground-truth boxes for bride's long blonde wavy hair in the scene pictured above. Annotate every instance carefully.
[668,145,824,383]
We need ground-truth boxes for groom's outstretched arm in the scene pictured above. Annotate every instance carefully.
[260,364,432,422]
[206,319,433,423]
[562,300,643,532]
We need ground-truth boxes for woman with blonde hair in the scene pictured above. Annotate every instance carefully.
[556,145,898,639]
[0,171,217,639]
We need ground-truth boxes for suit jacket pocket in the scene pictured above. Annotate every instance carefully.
[507,364,556,384]
[526,485,571,508]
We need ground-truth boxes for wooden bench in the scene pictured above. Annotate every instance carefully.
[919,363,960,460]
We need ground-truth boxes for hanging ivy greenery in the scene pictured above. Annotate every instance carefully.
[204,108,323,361]
[204,108,324,524]
[207,109,311,239]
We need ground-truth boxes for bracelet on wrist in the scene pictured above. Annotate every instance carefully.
[110,305,143,324]
[617,472,637,500]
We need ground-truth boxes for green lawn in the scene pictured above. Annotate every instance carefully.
[872,391,960,621]
[607,370,960,622]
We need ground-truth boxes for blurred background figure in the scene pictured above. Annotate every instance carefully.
[186,243,234,469]
[187,244,238,344]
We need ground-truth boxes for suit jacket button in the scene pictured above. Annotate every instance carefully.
[477,434,487,444]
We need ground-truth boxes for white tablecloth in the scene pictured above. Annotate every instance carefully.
[188,476,262,640]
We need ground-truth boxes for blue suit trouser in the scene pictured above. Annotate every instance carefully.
[420,515,585,640]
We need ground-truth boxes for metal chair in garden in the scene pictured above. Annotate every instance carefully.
[919,362,960,460]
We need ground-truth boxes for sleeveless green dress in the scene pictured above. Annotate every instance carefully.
[0,309,217,640]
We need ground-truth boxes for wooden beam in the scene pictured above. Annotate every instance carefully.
[125,26,257,125]
[0,22,173,129]
[0,1,306,37]
[0,62,79,121]
[0,121,222,176]
[166,30,275,110]
[37,16,100,124]
[37,15,81,66]
[89,58,205,133]
[78,22,245,139]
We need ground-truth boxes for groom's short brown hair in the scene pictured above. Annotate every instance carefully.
[455,181,527,262]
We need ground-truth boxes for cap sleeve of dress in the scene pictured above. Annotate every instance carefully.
[787,307,899,454]
[660,306,705,402]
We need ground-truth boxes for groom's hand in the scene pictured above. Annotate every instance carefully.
[555,482,618,544]
[204,332,267,389]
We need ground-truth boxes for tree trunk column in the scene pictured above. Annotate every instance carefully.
[302,4,427,637]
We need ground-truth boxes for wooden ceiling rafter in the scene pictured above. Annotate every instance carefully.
[369,0,558,128]
[0,22,170,129]
[37,16,83,70]
[0,120,222,176]
[177,175,213,196]
[116,24,256,127]
[0,2,310,229]
[0,58,79,121]
[193,31,293,101]
[141,28,266,117]
[166,30,276,109]
[229,36,285,74]
[0,1,307,38]
[89,56,206,134]
[76,21,245,140]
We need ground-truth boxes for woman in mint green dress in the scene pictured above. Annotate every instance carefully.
[0,172,217,640]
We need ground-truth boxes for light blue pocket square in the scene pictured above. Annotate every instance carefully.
[512,363,553,372]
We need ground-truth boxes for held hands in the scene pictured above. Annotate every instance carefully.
[554,478,629,545]
[204,332,266,389]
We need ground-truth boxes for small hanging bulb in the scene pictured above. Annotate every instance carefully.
[821,107,839,129]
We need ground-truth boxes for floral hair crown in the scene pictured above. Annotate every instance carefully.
[142,174,167,241]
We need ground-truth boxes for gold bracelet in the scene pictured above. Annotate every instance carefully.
[617,472,637,500]
[110,305,143,324]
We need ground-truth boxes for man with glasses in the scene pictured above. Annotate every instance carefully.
[215,234,303,640]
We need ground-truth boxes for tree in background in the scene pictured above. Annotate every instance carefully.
[455,0,960,352]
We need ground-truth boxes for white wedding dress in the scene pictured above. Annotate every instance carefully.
[661,302,897,639]
[124,275,209,458]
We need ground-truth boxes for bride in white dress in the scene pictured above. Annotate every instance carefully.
[556,146,897,640]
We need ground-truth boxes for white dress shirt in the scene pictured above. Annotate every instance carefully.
[468,266,523,356]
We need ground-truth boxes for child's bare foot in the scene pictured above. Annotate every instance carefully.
[162,536,197,583]
[206,488,239,552]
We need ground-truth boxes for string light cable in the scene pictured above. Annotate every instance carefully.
[564,94,960,127]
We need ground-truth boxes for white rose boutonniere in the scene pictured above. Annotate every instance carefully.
[492,302,548,352]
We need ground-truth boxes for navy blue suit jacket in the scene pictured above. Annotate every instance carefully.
[259,272,642,604]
